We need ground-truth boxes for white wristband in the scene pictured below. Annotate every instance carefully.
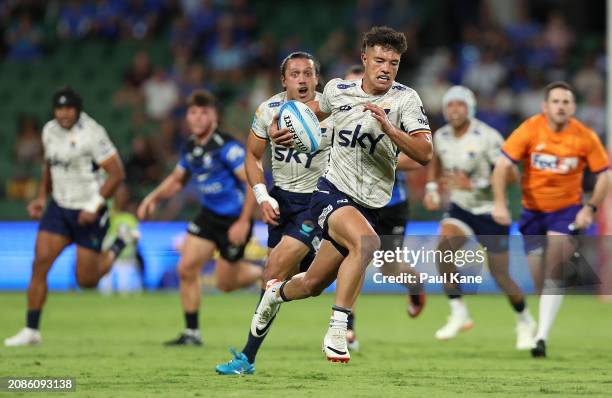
[253,184,270,205]
[83,194,105,213]
[425,181,439,193]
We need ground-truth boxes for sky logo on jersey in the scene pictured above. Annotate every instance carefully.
[531,153,578,174]
[337,124,385,154]
[268,102,281,108]
[337,83,356,89]
[273,146,320,168]
[339,105,352,112]
[392,85,407,91]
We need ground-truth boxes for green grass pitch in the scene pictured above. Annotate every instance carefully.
[1,292,611,397]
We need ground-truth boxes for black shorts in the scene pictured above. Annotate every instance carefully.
[187,207,252,262]
[376,201,409,251]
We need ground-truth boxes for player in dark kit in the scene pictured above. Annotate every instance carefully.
[5,87,135,347]
[138,90,261,346]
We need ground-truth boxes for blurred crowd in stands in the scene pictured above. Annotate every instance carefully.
[1,0,607,219]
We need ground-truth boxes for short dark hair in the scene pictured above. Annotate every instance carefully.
[186,89,216,108]
[345,64,364,76]
[362,26,408,54]
[280,51,320,77]
[544,81,575,100]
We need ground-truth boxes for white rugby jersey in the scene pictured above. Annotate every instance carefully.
[319,78,430,208]
[251,91,331,193]
[42,112,117,210]
[433,118,503,214]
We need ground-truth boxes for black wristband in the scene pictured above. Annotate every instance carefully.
[585,203,598,213]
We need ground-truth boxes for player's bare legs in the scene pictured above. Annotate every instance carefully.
[264,236,309,282]
[274,240,344,300]
[4,231,70,347]
[163,234,216,346]
[178,235,216,312]
[434,222,474,340]
[215,258,262,292]
[28,231,71,313]
[75,246,115,288]
[487,252,523,304]
[329,207,380,309]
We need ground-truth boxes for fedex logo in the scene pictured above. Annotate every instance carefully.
[337,124,385,154]
[531,153,578,174]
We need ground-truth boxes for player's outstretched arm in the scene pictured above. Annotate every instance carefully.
[137,167,187,220]
[491,156,514,226]
[28,161,51,219]
[245,130,280,226]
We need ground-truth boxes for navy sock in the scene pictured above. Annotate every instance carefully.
[347,312,355,331]
[185,311,198,330]
[510,298,526,313]
[109,238,126,258]
[27,309,41,330]
[241,289,268,363]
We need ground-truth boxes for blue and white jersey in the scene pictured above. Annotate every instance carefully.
[386,170,408,207]
[177,131,246,217]
[251,91,332,193]
[319,78,430,208]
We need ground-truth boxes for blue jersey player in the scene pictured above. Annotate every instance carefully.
[137,90,261,346]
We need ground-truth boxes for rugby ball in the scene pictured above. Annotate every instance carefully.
[278,100,321,153]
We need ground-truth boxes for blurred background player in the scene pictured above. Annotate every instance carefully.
[252,27,433,363]
[98,184,144,294]
[4,87,135,347]
[492,81,610,357]
[342,64,426,352]
[216,52,330,375]
[424,85,535,348]
[137,90,261,346]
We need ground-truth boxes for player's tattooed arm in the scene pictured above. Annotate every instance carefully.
[28,161,51,219]
[137,167,188,220]
[363,103,432,165]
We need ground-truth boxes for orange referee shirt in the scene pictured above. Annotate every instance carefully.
[502,114,609,212]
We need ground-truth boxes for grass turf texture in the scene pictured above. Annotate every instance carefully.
[1,292,611,397]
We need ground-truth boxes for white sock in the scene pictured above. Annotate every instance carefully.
[449,298,467,316]
[535,294,564,341]
[330,309,349,329]
[185,328,200,336]
[516,308,534,324]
